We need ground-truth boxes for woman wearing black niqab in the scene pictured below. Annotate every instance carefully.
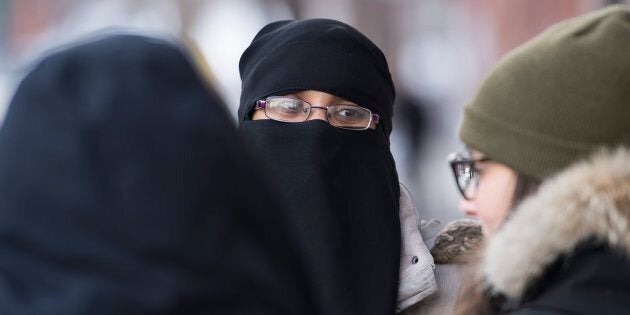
[0,34,313,314]
[239,19,403,314]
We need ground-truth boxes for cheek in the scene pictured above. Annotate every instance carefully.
[475,173,516,234]
[251,110,268,120]
[476,198,510,234]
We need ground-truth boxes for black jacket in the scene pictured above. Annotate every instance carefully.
[512,242,630,314]
[0,34,311,315]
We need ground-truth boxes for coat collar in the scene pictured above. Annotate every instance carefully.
[483,147,630,299]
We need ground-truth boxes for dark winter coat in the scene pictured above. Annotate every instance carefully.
[482,148,630,314]
[0,34,312,315]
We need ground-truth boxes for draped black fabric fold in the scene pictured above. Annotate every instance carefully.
[0,34,312,315]
[239,119,400,314]
[238,19,401,314]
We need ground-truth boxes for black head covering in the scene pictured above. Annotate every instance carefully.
[238,19,401,315]
[0,34,313,314]
[238,18,396,135]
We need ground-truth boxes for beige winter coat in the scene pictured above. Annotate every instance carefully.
[396,183,438,312]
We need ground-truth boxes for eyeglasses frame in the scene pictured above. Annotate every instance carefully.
[254,96,380,131]
[447,152,491,200]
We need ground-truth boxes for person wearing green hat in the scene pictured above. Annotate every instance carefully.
[447,5,630,314]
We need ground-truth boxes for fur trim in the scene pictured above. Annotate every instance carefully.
[484,147,630,299]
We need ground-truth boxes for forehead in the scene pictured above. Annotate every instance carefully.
[466,147,488,159]
[283,90,357,105]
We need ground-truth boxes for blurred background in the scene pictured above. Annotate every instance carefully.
[0,0,626,223]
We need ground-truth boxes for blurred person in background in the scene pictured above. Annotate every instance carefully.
[0,33,314,314]
[237,19,437,314]
[449,5,630,314]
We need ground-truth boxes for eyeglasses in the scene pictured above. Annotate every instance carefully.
[254,96,379,130]
[447,152,491,200]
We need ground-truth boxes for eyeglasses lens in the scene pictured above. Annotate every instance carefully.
[264,97,373,130]
[328,105,372,129]
[453,161,476,199]
[265,98,309,122]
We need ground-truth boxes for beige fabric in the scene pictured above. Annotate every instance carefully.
[430,219,483,264]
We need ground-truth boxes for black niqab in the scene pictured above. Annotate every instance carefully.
[239,19,401,315]
[239,18,396,136]
[0,34,312,314]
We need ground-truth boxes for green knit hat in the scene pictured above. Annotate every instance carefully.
[459,5,630,180]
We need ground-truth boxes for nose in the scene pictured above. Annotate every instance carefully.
[307,107,328,121]
[459,198,478,217]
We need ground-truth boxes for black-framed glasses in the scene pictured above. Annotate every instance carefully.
[254,96,380,130]
[447,152,491,200]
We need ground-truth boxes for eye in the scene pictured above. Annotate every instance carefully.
[269,98,307,113]
[339,109,359,118]
[265,97,309,121]
[278,99,304,112]
[456,162,474,188]
[472,160,488,176]
[333,105,368,122]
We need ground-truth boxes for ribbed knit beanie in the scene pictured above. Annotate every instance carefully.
[459,5,630,180]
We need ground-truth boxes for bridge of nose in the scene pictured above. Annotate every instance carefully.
[307,107,329,121]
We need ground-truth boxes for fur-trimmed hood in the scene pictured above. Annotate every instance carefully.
[483,147,630,299]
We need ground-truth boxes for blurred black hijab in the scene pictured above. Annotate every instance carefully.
[239,19,401,314]
[0,34,312,314]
